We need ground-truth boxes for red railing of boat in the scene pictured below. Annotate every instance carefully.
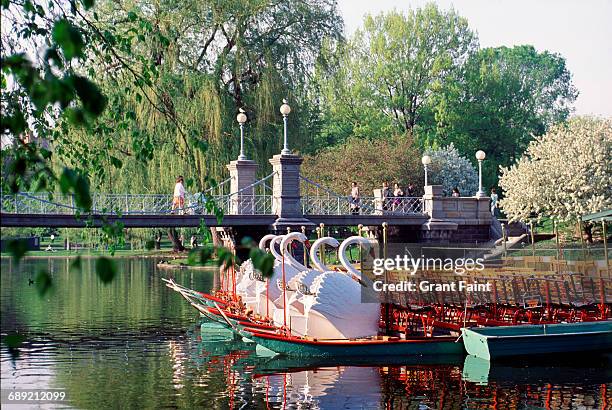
[242,327,458,345]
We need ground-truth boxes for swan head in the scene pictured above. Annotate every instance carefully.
[280,232,309,272]
[280,232,307,253]
[310,236,340,272]
[269,235,285,260]
[338,236,373,278]
[339,236,371,254]
[258,234,277,251]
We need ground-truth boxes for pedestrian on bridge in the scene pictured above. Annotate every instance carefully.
[382,181,391,211]
[406,182,415,197]
[172,176,185,214]
[392,183,404,211]
[490,187,499,217]
[350,182,360,215]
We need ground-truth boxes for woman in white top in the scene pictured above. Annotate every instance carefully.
[172,176,185,214]
[490,187,499,216]
[350,182,360,215]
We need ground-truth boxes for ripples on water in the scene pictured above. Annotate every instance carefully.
[1,257,610,409]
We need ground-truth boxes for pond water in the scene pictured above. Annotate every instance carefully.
[1,257,610,409]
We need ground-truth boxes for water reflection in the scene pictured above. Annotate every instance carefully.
[1,258,610,409]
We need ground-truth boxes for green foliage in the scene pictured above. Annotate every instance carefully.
[5,239,29,265]
[52,19,85,59]
[187,246,213,266]
[302,135,424,194]
[98,221,126,255]
[216,247,236,270]
[249,247,275,279]
[95,257,117,283]
[56,0,343,193]
[311,4,477,145]
[35,270,53,297]
[311,6,577,192]
[432,45,578,187]
[59,168,92,211]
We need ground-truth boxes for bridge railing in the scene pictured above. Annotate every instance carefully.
[299,175,423,215]
[0,174,275,216]
[301,196,423,215]
[216,194,273,215]
[2,173,423,216]
[1,193,76,215]
[0,192,220,215]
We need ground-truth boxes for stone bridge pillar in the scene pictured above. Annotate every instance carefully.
[269,154,313,230]
[226,159,258,215]
[421,185,492,243]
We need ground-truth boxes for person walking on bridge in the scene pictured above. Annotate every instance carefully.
[172,176,185,215]
[406,182,415,197]
[490,187,499,217]
[382,181,391,211]
[392,183,404,211]
[350,182,360,215]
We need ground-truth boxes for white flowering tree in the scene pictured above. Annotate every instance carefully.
[427,144,479,196]
[499,117,612,222]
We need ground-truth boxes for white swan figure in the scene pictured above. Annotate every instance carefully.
[286,236,340,307]
[276,236,341,334]
[237,234,276,298]
[302,236,380,339]
[248,234,283,317]
[270,234,340,330]
[251,234,306,318]
[271,232,310,310]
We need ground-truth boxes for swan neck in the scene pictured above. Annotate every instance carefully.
[339,237,367,278]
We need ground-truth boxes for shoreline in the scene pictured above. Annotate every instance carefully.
[0,251,181,260]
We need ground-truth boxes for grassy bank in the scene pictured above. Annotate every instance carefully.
[0,248,177,258]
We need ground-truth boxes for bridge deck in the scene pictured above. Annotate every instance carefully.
[0,213,429,228]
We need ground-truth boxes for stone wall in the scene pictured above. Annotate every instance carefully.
[448,224,491,243]
[420,185,493,243]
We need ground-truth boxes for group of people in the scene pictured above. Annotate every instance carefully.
[349,181,417,214]
[349,181,500,216]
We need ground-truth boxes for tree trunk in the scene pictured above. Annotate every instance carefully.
[167,228,185,252]
[210,227,221,248]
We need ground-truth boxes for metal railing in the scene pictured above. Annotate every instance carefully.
[0,173,277,217]
[299,175,423,215]
[1,174,424,217]
[0,192,215,215]
[301,195,422,215]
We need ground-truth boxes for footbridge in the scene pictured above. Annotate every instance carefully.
[0,175,426,227]
[0,153,493,243]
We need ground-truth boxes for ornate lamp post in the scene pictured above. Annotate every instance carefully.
[236,108,247,160]
[475,150,486,197]
[422,155,432,187]
[280,99,291,155]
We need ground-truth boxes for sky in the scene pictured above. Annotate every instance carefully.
[337,0,612,117]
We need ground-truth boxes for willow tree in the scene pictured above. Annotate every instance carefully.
[60,0,343,192]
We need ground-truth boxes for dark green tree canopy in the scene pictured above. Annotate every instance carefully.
[311,3,477,146]
[432,45,578,186]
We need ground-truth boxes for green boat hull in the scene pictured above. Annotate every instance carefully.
[462,321,612,360]
[240,330,464,358]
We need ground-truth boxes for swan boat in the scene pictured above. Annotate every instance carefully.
[164,233,465,358]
